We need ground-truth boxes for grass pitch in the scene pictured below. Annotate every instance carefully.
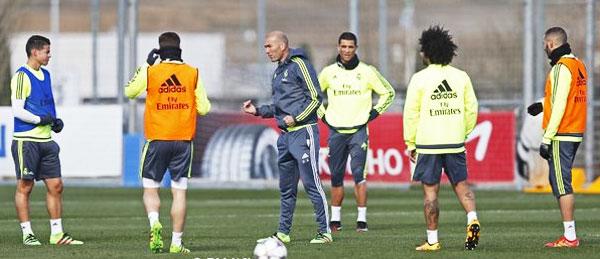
[0,185,599,258]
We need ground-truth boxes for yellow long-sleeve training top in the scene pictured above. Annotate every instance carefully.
[317,62,395,134]
[10,64,53,141]
[403,64,478,154]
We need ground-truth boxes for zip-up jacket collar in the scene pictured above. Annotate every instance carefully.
[336,54,360,70]
[256,48,323,131]
[280,48,307,65]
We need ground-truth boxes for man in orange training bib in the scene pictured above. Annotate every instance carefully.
[527,27,587,248]
[125,32,211,254]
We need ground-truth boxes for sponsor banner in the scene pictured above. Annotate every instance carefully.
[318,112,515,183]
[195,112,515,183]
[0,105,515,183]
[0,106,122,178]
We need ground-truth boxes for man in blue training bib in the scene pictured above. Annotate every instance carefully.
[11,35,83,246]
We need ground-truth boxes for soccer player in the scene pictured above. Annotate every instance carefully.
[317,32,395,232]
[244,31,332,244]
[11,35,83,246]
[403,26,480,251]
[125,32,211,254]
[527,27,587,248]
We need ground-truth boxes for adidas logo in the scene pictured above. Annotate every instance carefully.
[159,74,186,93]
[23,168,34,176]
[576,68,587,87]
[301,153,310,164]
[431,79,457,100]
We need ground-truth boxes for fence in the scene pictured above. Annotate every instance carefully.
[2,0,598,183]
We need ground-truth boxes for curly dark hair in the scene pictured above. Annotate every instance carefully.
[419,26,457,65]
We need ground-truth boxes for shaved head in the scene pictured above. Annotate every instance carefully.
[544,27,567,45]
[266,31,289,47]
[264,31,290,62]
[543,27,568,56]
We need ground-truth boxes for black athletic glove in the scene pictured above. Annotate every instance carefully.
[51,118,64,133]
[38,115,54,125]
[146,48,160,65]
[527,102,543,116]
[539,143,551,160]
[368,109,379,122]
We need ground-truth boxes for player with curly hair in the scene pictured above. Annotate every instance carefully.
[403,26,480,251]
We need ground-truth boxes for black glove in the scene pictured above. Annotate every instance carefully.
[539,143,551,160]
[146,48,160,65]
[51,118,64,133]
[38,115,54,125]
[527,102,543,116]
[368,109,379,122]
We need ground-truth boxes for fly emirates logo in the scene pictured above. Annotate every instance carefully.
[430,79,461,116]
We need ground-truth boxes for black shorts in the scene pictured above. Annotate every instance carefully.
[140,140,193,182]
[547,140,579,197]
[11,140,61,181]
[412,152,467,185]
[328,127,368,186]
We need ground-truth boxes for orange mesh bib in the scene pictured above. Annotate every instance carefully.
[145,63,198,140]
[542,57,587,135]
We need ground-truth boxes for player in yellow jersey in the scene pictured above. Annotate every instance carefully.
[317,32,395,232]
[403,26,480,251]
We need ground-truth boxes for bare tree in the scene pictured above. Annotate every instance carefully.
[0,0,17,105]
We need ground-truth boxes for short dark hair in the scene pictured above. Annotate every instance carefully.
[159,32,180,49]
[545,27,567,44]
[419,26,457,65]
[25,35,50,58]
[338,32,357,45]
